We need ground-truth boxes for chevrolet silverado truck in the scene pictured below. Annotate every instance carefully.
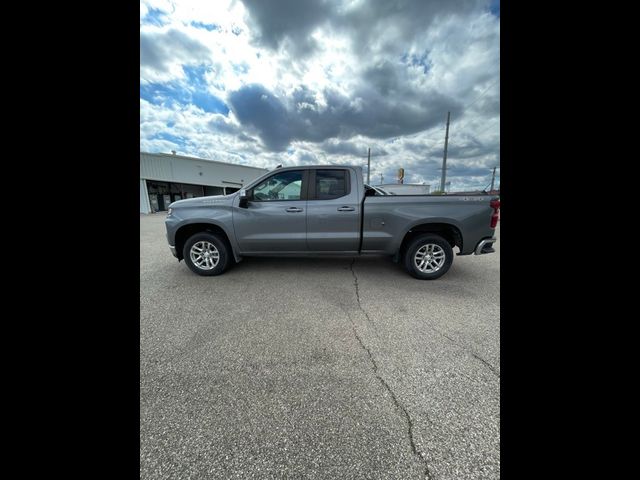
[164,165,499,280]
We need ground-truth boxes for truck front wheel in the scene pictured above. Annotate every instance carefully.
[403,234,453,280]
[183,232,230,276]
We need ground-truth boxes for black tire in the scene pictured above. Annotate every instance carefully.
[403,234,454,280]
[182,232,231,276]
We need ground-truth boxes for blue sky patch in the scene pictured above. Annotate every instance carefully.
[142,7,168,26]
[140,82,191,105]
[401,51,432,74]
[489,0,500,17]
[141,66,230,115]
[183,65,210,90]
[152,132,185,147]
[183,65,230,114]
[191,21,219,31]
[191,92,229,114]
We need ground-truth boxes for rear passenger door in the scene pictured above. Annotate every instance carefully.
[306,168,360,252]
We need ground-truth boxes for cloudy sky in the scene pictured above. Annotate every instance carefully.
[140,0,500,190]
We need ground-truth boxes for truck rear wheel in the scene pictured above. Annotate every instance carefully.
[183,232,230,276]
[403,234,453,280]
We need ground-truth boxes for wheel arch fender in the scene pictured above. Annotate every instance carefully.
[174,219,240,262]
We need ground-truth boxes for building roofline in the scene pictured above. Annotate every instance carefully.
[376,183,431,187]
[140,151,268,171]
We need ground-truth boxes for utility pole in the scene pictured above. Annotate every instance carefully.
[379,173,383,184]
[490,166,497,192]
[440,111,450,192]
[367,148,371,184]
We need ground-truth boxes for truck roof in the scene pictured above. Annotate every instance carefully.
[273,164,361,170]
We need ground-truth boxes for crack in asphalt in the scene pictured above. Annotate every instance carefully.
[470,352,500,378]
[348,258,433,480]
[349,258,375,326]
[433,328,500,378]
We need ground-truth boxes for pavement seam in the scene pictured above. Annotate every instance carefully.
[348,258,433,480]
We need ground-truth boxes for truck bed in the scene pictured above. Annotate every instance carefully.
[361,194,498,255]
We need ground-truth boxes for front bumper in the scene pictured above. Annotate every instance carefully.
[168,245,178,258]
[474,236,497,255]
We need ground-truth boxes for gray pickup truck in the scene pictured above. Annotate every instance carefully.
[165,165,499,279]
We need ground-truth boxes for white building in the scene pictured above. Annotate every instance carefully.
[140,152,268,214]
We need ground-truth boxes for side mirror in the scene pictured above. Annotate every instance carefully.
[238,189,249,208]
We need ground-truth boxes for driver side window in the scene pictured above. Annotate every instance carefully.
[251,170,304,201]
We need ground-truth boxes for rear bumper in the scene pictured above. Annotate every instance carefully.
[168,245,177,258]
[474,236,497,255]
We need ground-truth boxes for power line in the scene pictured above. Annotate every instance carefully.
[449,80,500,134]
[472,118,500,137]
[450,117,500,140]
[465,78,500,109]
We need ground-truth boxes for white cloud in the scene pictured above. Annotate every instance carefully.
[139,0,500,191]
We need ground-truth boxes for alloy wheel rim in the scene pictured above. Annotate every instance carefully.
[414,244,445,273]
[190,241,220,270]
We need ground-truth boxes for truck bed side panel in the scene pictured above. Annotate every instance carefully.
[362,196,496,255]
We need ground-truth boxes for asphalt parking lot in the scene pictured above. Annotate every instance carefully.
[140,214,500,480]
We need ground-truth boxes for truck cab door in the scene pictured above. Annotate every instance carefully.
[232,169,309,253]
[306,168,360,252]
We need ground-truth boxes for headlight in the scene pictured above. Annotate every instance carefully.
[167,208,172,216]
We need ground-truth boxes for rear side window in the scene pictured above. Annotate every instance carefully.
[315,170,349,199]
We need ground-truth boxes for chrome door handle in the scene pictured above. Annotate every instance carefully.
[285,207,303,212]
[337,206,355,211]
